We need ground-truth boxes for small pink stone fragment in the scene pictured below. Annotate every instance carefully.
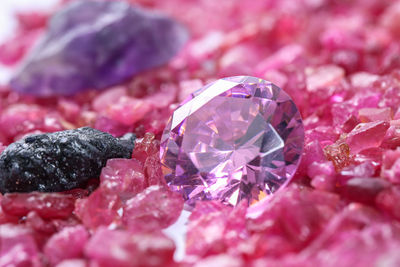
[381,148,400,184]
[255,44,303,74]
[178,79,203,102]
[308,161,336,191]
[0,224,40,267]
[350,72,379,87]
[74,189,121,229]
[305,65,344,92]
[85,228,176,267]
[376,186,400,220]
[100,158,146,200]
[122,185,184,232]
[339,161,377,183]
[94,116,131,137]
[346,121,390,154]
[186,201,247,257]
[44,226,89,265]
[144,83,177,109]
[132,133,160,164]
[247,185,340,253]
[340,177,390,205]
[262,70,288,88]
[193,255,244,267]
[108,96,153,125]
[92,86,127,113]
[25,211,57,235]
[358,107,392,122]
[55,259,87,267]
[1,192,75,219]
[331,92,381,126]
[381,120,400,149]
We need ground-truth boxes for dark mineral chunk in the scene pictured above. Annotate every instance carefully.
[0,127,135,193]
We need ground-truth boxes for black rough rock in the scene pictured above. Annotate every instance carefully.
[0,127,135,193]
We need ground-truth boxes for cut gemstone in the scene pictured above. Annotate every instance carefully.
[160,76,304,206]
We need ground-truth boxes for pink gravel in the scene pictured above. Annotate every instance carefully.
[1,0,400,266]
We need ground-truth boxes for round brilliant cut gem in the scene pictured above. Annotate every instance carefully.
[160,76,304,206]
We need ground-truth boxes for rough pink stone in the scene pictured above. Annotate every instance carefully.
[0,224,40,267]
[345,121,390,154]
[297,140,325,177]
[92,86,127,113]
[25,211,57,235]
[161,76,304,206]
[296,205,399,267]
[308,161,336,191]
[262,70,288,88]
[0,104,49,141]
[247,185,340,253]
[376,186,400,220]
[340,177,390,205]
[143,83,177,109]
[381,2,400,37]
[107,96,153,126]
[254,44,303,74]
[381,120,400,149]
[132,133,160,164]
[305,65,345,92]
[358,107,392,122]
[57,99,81,124]
[94,116,131,137]
[122,185,184,232]
[1,192,75,219]
[192,255,244,267]
[381,148,400,184]
[349,72,379,87]
[178,79,203,102]
[85,228,176,267]
[186,201,247,257]
[100,158,146,201]
[55,259,88,267]
[219,44,262,76]
[305,126,339,146]
[339,161,377,183]
[44,226,89,265]
[74,189,121,229]
[331,92,381,127]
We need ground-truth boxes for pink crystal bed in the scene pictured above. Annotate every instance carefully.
[1,0,400,266]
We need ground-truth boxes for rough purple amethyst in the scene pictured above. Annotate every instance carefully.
[10,0,188,96]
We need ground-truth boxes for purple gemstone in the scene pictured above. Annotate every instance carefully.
[10,0,188,97]
[160,76,305,206]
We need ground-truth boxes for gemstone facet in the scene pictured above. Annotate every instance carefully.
[160,76,304,206]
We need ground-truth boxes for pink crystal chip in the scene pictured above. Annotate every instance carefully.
[160,76,304,206]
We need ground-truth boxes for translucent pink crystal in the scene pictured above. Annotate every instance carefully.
[161,76,304,206]
[358,107,392,122]
[44,226,89,265]
[0,224,40,266]
[85,228,176,267]
[74,189,121,229]
[346,121,390,154]
[100,158,146,200]
[185,201,247,257]
[122,185,184,232]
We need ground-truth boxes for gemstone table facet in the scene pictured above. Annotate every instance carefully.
[160,76,304,206]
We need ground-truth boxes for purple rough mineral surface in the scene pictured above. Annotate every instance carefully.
[10,0,188,96]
